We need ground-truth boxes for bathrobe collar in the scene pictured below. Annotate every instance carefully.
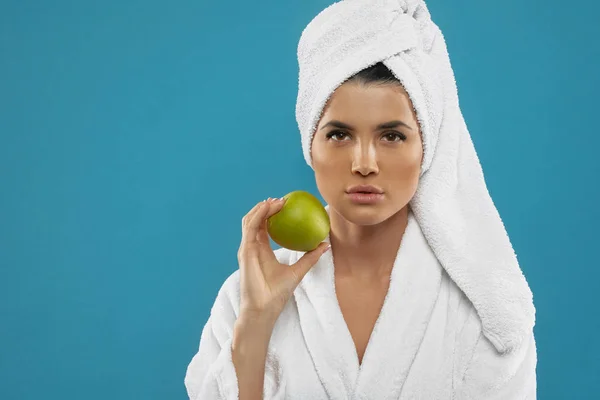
[290,208,443,399]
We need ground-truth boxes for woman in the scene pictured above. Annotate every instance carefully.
[185,0,537,399]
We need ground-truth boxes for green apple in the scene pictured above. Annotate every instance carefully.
[267,190,330,252]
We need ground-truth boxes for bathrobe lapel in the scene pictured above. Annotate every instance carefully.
[292,209,443,399]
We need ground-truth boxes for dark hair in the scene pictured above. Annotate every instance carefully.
[346,62,402,87]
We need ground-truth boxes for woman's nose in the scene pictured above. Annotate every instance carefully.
[351,142,379,176]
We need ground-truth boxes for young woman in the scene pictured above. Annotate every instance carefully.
[185,1,537,399]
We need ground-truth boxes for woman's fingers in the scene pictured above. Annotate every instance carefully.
[263,197,286,218]
[241,200,267,233]
[246,199,285,237]
[245,200,272,240]
[257,218,270,245]
[239,198,286,262]
[239,201,267,263]
[236,196,324,319]
[257,198,287,244]
[291,242,331,284]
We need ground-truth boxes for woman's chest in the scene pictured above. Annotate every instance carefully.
[335,277,390,366]
[268,271,483,399]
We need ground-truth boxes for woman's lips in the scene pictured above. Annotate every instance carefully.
[346,192,384,204]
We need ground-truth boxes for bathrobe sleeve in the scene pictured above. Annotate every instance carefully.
[455,330,538,400]
[184,272,286,400]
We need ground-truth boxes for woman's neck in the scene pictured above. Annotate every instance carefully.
[328,205,409,282]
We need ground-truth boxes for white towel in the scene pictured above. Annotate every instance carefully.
[295,0,535,354]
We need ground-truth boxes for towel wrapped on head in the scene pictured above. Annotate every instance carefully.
[295,0,535,354]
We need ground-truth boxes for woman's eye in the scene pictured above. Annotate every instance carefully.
[325,131,406,142]
[383,132,407,142]
[326,130,349,141]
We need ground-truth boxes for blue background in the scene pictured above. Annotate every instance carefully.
[1,0,598,398]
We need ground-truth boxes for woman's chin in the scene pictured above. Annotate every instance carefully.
[338,204,390,226]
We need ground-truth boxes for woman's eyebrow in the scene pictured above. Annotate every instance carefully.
[320,119,413,131]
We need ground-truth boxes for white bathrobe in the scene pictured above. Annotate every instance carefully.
[184,209,537,399]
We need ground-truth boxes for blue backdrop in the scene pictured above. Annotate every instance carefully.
[1,0,598,399]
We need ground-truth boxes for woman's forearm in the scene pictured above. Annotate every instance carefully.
[231,313,276,400]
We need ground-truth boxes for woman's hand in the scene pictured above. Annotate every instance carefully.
[237,197,330,323]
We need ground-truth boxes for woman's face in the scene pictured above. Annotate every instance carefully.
[311,81,423,226]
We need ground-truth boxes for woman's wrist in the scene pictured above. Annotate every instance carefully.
[234,311,277,345]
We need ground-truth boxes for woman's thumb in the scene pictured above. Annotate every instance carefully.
[290,242,331,284]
